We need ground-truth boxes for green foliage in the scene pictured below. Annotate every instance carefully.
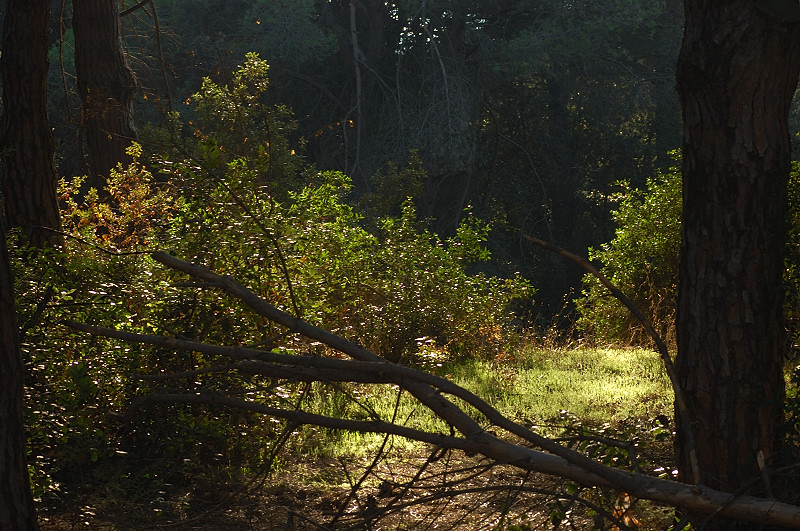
[60,143,181,250]
[150,54,531,361]
[359,150,426,221]
[187,52,304,188]
[577,154,800,350]
[782,364,800,505]
[782,162,800,496]
[17,146,266,502]
[365,201,530,360]
[264,345,672,460]
[576,153,682,346]
[161,156,529,361]
[19,54,532,504]
[15,244,157,502]
[454,346,671,426]
[785,161,800,353]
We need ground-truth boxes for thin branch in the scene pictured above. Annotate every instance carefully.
[168,281,224,288]
[58,0,74,123]
[124,391,480,453]
[148,0,172,112]
[134,362,242,381]
[331,390,402,525]
[523,234,701,486]
[120,0,150,17]
[143,252,657,488]
[285,510,332,531]
[348,0,363,181]
[163,142,303,318]
[19,285,54,342]
[367,484,631,531]
[33,225,149,256]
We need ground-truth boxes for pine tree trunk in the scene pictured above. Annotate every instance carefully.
[675,1,800,524]
[73,0,137,189]
[0,0,62,247]
[0,231,38,528]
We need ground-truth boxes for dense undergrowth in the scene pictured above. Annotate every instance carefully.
[13,53,800,527]
[576,152,800,356]
[15,54,533,510]
[576,152,800,506]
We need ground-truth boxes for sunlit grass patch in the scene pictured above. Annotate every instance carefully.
[446,346,671,429]
[300,345,673,457]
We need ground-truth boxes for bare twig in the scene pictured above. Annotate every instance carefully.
[148,0,172,112]
[19,285,54,342]
[120,0,150,17]
[32,225,149,256]
[366,484,631,531]
[330,392,401,526]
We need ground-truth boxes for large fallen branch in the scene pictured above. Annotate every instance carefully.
[64,251,800,528]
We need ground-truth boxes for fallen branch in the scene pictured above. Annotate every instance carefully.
[63,251,800,528]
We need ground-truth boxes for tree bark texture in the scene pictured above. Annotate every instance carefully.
[0,230,38,529]
[73,0,137,188]
[676,0,800,507]
[0,0,62,247]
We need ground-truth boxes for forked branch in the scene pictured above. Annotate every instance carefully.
[64,251,800,528]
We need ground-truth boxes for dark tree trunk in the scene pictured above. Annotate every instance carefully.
[0,230,38,528]
[675,0,800,523]
[0,0,62,247]
[73,0,137,189]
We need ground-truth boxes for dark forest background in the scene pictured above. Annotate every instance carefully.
[42,0,688,321]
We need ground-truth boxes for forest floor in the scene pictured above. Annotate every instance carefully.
[35,347,676,529]
[37,440,676,530]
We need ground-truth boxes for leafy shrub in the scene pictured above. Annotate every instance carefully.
[60,143,180,249]
[785,161,800,355]
[576,153,682,347]
[188,51,304,188]
[16,147,268,502]
[358,150,426,221]
[148,54,532,362]
[17,53,532,502]
[573,155,800,498]
[159,161,530,362]
[781,161,800,499]
[578,155,800,352]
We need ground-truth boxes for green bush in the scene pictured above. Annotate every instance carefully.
[785,161,800,353]
[16,53,532,502]
[147,53,532,362]
[576,153,682,346]
[577,154,800,351]
[157,159,531,362]
[575,153,800,495]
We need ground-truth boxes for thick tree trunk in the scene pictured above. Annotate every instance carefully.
[73,0,137,189]
[0,0,62,247]
[675,0,800,521]
[0,231,38,528]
